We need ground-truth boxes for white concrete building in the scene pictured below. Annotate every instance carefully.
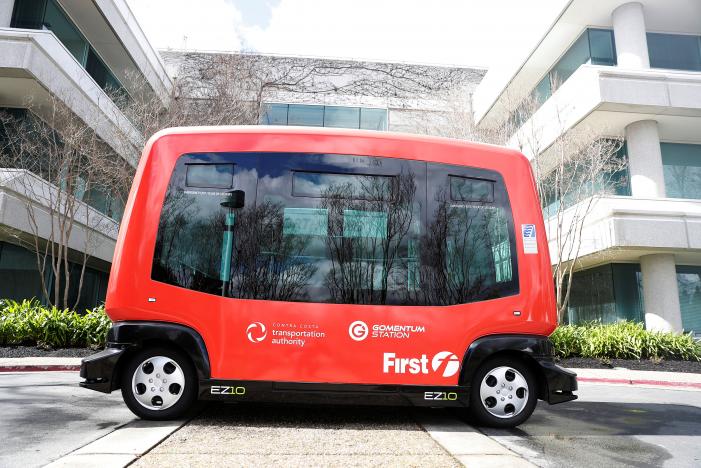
[473,0,701,333]
[160,50,484,136]
[0,0,170,309]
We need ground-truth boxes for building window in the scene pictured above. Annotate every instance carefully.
[565,263,643,325]
[647,33,701,72]
[0,241,107,310]
[510,29,616,128]
[677,266,701,334]
[260,104,388,131]
[662,143,701,199]
[541,140,630,218]
[11,0,131,107]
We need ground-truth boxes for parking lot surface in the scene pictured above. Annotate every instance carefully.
[482,384,701,467]
[0,371,134,468]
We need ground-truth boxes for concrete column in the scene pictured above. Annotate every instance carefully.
[612,2,650,69]
[0,0,14,28]
[625,120,665,198]
[640,254,682,332]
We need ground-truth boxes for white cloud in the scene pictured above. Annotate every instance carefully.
[127,0,245,51]
[128,0,568,68]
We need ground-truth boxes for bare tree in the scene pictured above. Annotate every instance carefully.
[509,88,626,323]
[121,52,478,146]
[0,97,132,309]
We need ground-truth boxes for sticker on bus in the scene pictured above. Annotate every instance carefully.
[522,224,538,254]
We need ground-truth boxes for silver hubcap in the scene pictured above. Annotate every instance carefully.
[131,356,185,411]
[479,366,529,419]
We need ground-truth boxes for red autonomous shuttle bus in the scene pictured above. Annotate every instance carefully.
[80,126,577,427]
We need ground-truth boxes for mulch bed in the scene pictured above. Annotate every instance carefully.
[2,346,700,374]
[556,356,701,374]
[0,346,96,358]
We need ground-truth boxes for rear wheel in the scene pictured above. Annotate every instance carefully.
[121,347,197,420]
[468,356,537,428]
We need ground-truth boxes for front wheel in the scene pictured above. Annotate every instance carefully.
[468,356,537,428]
[121,347,197,420]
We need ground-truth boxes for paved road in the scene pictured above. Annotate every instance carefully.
[0,371,135,468]
[481,384,701,468]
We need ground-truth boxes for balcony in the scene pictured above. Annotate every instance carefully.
[511,65,701,162]
[547,195,701,268]
[0,28,142,166]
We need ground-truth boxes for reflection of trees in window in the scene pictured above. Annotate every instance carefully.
[153,191,226,294]
[228,200,317,301]
[320,171,417,304]
[153,191,318,300]
[417,187,512,305]
[665,164,701,199]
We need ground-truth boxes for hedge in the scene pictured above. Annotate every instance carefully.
[551,321,701,361]
[0,299,111,348]
[2,299,701,361]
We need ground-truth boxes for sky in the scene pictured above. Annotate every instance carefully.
[125,0,569,69]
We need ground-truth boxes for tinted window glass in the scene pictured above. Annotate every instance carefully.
[292,171,394,201]
[152,154,258,296]
[450,176,494,202]
[677,265,701,333]
[588,29,616,66]
[43,0,88,64]
[153,153,518,305]
[421,163,517,304]
[186,163,234,188]
[261,103,289,125]
[256,153,423,304]
[288,104,324,126]
[662,143,701,199]
[360,108,388,130]
[324,106,360,128]
[551,32,589,87]
[259,104,388,131]
[11,0,46,29]
[648,33,701,71]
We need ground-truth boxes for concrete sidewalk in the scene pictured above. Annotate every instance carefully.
[129,404,533,468]
[572,367,701,390]
[0,357,81,372]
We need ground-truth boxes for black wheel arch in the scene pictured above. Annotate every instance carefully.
[81,321,211,393]
[459,334,571,403]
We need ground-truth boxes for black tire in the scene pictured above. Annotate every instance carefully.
[468,356,538,428]
[120,346,197,420]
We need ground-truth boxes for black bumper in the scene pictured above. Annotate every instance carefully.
[536,358,578,404]
[79,347,126,393]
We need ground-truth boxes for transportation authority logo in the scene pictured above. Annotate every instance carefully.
[349,321,369,341]
[246,322,267,343]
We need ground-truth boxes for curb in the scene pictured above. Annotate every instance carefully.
[417,413,536,467]
[578,376,701,390]
[44,419,187,468]
[0,364,80,372]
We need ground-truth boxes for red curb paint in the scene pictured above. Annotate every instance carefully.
[0,365,80,372]
[578,376,701,389]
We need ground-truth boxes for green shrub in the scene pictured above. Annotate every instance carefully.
[0,299,111,348]
[551,321,701,361]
